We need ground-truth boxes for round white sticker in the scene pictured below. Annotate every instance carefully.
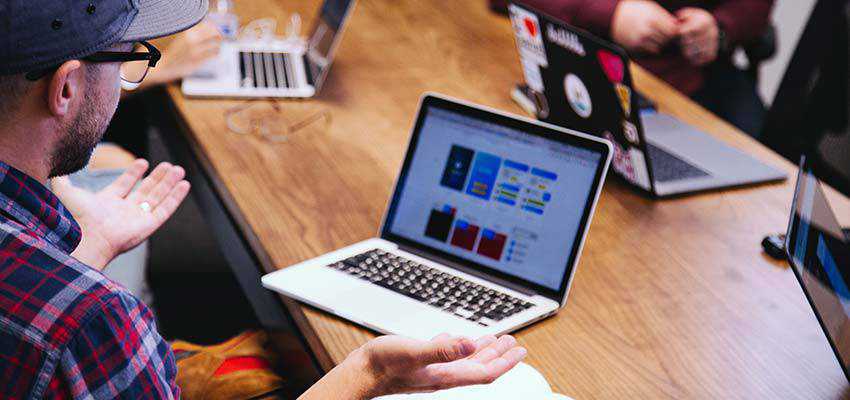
[564,73,592,118]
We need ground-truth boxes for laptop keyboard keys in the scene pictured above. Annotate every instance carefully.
[326,249,535,324]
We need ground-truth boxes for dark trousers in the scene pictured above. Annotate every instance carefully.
[691,61,766,139]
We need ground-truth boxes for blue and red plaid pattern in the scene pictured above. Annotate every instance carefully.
[0,161,179,399]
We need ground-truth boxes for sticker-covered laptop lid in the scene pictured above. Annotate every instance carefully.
[508,1,654,193]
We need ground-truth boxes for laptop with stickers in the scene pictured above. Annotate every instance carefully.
[508,1,786,197]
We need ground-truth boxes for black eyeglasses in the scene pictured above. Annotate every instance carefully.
[25,41,161,90]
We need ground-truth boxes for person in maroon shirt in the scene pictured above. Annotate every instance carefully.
[491,0,774,137]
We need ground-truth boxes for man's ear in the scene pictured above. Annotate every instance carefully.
[46,60,84,117]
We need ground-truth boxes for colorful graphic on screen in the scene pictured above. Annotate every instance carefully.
[521,168,557,215]
[450,220,480,251]
[440,146,474,191]
[465,152,502,200]
[494,160,528,207]
[424,205,456,242]
[388,107,603,291]
[477,229,508,260]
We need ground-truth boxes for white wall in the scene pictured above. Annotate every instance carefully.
[758,0,819,105]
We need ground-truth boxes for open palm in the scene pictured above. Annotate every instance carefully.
[53,160,191,270]
[365,333,527,396]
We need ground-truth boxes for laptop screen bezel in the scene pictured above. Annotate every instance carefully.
[305,0,357,92]
[380,94,612,301]
[784,156,850,382]
[508,0,660,196]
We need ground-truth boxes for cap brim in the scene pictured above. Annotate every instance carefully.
[122,0,209,42]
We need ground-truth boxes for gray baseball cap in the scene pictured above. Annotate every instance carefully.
[0,0,209,76]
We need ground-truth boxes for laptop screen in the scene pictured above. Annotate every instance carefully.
[306,0,355,90]
[786,159,850,377]
[382,97,609,297]
[508,2,654,193]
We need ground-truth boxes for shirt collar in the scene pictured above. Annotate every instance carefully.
[0,161,81,253]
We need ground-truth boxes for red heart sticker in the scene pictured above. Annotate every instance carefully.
[597,50,624,84]
[523,17,537,37]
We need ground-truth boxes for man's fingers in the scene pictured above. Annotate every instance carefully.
[197,42,222,60]
[656,20,679,40]
[647,33,668,51]
[129,162,172,201]
[151,181,191,225]
[430,333,452,341]
[480,346,527,382]
[680,35,697,48]
[677,14,708,39]
[103,159,149,197]
[471,335,497,356]
[471,335,517,363]
[427,345,527,389]
[650,9,679,38]
[196,20,223,39]
[418,337,476,365]
[144,166,185,208]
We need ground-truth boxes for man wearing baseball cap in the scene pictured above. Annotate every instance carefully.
[0,1,525,398]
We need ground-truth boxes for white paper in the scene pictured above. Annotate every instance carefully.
[372,362,573,400]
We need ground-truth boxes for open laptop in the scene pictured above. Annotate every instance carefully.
[508,1,786,197]
[181,0,356,98]
[262,94,612,340]
[785,156,850,382]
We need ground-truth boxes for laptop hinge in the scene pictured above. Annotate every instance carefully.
[396,244,538,297]
[303,56,315,87]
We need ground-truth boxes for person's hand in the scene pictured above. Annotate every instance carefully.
[357,334,527,398]
[53,160,190,270]
[611,0,679,54]
[140,20,222,87]
[298,334,526,400]
[676,7,720,66]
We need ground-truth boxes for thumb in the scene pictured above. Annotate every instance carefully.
[417,337,476,365]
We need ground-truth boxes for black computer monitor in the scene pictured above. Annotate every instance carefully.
[785,157,850,382]
[761,0,850,197]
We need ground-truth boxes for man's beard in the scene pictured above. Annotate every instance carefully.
[48,87,115,178]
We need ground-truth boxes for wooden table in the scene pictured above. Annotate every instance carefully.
[162,0,850,398]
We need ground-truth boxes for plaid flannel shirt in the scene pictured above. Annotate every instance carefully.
[0,161,179,399]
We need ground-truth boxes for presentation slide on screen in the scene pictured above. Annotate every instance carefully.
[389,108,600,290]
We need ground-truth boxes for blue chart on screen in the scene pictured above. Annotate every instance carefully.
[465,152,502,200]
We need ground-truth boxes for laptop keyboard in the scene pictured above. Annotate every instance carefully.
[646,142,711,183]
[239,51,297,89]
[327,249,535,327]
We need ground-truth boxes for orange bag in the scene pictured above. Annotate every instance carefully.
[172,331,287,400]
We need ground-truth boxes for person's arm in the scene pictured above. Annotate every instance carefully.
[676,0,773,66]
[711,0,774,47]
[299,334,527,400]
[56,293,179,398]
[496,0,619,38]
[506,0,677,55]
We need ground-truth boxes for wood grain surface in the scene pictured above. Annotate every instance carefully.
[163,0,850,398]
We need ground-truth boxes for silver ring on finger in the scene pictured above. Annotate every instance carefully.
[139,201,152,213]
